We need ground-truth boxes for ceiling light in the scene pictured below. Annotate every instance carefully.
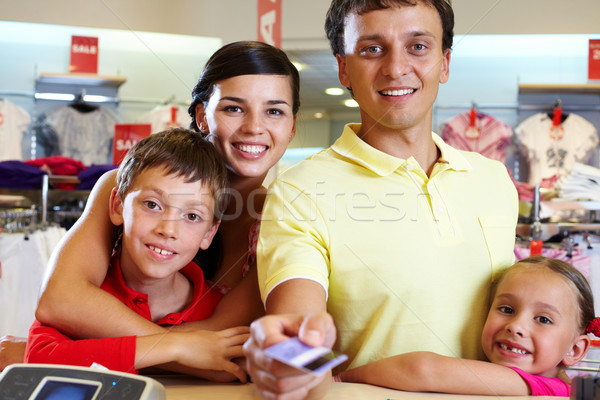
[314,112,324,119]
[292,61,304,72]
[344,99,359,108]
[325,87,344,96]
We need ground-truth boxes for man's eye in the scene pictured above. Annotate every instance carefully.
[144,201,158,209]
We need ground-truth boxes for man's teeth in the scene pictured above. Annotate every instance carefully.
[381,89,415,96]
[500,343,527,354]
[149,245,173,256]
[237,144,267,154]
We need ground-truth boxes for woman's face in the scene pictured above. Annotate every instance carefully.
[197,74,297,179]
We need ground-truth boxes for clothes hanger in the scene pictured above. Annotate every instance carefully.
[69,90,99,113]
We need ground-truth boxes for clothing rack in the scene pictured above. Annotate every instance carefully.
[434,103,600,112]
[0,90,188,106]
[0,207,38,234]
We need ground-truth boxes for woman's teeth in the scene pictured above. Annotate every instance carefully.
[236,144,267,154]
[149,245,173,256]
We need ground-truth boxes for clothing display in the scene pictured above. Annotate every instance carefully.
[0,99,31,161]
[25,255,223,373]
[137,104,192,133]
[515,112,598,186]
[258,124,519,370]
[0,226,67,337]
[441,111,513,163]
[35,105,120,165]
[508,367,570,396]
[555,162,600,201]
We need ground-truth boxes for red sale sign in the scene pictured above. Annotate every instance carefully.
[70,35,98,74]
[113,124,152,165]
[589,39,600,80]
[258,0,281,48]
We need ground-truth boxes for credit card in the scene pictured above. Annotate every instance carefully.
[264,337,348,376]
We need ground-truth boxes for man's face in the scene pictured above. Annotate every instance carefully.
[337,3,450,136]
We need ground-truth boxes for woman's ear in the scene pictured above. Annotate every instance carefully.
[109,187,124,226]
[562,334,591,366]
[195,103,209,134]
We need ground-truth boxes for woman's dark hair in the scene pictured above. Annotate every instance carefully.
[325,0,454,57]
[491,256,595,335]
[188,40,300,133]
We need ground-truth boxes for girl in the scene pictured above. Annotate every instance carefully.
[1,41,299,377]
[336,256,600,396]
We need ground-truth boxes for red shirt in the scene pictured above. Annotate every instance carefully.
[25,256,223,373]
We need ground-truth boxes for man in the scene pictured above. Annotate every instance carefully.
[244,1,518,398]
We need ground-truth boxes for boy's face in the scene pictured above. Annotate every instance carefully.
[109,166,219,283]
[336,2,450,134]
[481,265,586,378]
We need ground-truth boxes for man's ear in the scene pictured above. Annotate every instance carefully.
[109,187,124,226]
[336,54,351,89]
[562,334,591,366]
[199,220,220,250]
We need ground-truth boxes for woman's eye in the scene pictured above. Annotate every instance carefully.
[267,108,283,116]
[224,105,242,113]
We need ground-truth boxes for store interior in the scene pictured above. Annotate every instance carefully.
[1,0,600,390]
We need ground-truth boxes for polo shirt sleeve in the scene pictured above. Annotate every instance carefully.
[25,320,137,374]
[258,178,330,304]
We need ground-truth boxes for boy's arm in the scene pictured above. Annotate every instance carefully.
[35,170,166,339]
[338,351,530,396]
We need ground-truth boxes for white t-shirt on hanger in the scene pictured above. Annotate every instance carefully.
[0,99,31,161]
[515,112,598,185]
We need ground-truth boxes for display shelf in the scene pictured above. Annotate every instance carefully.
[518,83,600,94]
[37,72,126,88]
[542,200,600,212]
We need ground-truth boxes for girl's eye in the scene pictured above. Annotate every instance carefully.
[536,316,552,325]
[498,306,514,314]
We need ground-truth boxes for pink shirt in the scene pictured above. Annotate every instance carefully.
[509,367,570,396]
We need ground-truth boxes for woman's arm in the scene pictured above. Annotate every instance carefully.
[35,170,165,339]
[337,351,530,396]
[173,267,265,332]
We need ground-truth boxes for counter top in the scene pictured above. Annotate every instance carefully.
[156,376,567,400]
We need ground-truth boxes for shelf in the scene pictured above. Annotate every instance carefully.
[542,200,600,213]
[37,72,126,88]
[518,83,600,94]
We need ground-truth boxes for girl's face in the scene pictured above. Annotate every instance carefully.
[196,74,296,179]
[481,264,588,378]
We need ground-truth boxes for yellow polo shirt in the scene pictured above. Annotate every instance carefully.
[258,124,518,370]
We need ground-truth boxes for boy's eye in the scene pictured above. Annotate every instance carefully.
[186,213,200,222]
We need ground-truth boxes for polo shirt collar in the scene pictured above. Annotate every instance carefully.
[331,124,472,176]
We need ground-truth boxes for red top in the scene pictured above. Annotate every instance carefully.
[25,256,223,374]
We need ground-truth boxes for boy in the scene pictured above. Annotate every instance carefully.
[25,128,248,382]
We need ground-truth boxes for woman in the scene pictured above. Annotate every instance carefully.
[1,41,299,372]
